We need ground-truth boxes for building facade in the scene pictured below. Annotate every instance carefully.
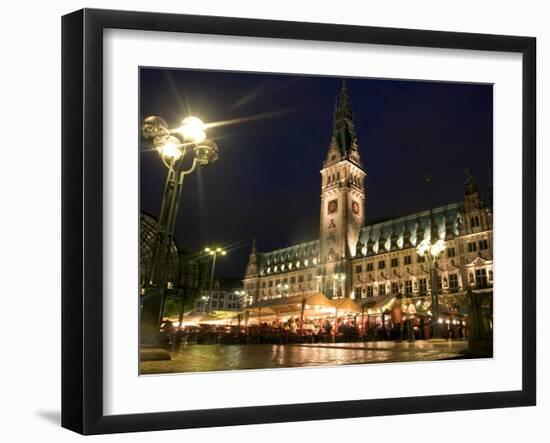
[195,286,243,313]
[243,81,493,309]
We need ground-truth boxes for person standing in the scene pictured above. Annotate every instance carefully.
[404,299,416,342]
[390,297,403,342]
[289,317,298,334]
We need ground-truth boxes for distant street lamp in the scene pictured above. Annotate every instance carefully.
[205,246,227,290]
[234,290,248,309]
[336,273,346,298]
[201,295,211,313]
[235,290,252,308]
[276,282,289,297]
[416,175,445,340]
[140,115,219,345]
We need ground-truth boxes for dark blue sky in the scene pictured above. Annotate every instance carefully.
[140,68,493,279]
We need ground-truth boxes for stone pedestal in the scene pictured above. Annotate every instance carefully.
[140,346,171,361]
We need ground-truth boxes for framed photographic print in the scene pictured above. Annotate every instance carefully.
[62,8,536,435]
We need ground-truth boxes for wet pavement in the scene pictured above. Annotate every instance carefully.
[140,340,477,375]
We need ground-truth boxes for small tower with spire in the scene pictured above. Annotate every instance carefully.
[245,239,259,278]
[243,239,260,303]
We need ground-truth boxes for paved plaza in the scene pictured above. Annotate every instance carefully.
[140,340,481,374]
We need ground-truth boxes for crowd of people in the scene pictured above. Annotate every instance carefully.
[157,300,466,348]
[383,297,467,342]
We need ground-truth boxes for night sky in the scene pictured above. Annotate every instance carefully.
[140,68,493,280]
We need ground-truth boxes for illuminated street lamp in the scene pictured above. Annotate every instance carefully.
[140,115,219,346]
[416,175,445,340]
[276,282,289,296]
[335,273,346,298]
[205,246,227,290]
[201,295,211,313]
[234,290,249,309]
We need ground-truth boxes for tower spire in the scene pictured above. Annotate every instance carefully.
[334,78,352,122]
[245,239,258,278]
[325,78,361,167]
[464,169,479,195]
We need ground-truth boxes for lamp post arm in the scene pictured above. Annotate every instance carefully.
[179,156,200,184]
[209,253,218,290]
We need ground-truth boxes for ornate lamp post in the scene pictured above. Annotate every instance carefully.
[140,115,219,345]
[416,175,445,340]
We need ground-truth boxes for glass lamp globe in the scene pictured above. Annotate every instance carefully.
[194,140,219,166]
[142,115,168,140]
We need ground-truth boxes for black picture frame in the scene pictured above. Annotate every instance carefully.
[62,8,536,435]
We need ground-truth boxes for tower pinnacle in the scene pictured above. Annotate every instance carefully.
[325,79,362,168]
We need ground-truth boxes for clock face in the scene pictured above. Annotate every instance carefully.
[328,199,338,214]
[352,201,360,214]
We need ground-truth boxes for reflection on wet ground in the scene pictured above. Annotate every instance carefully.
[140,340,475,375]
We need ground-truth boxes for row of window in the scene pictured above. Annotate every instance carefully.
[260,274,315,289]
[262,237,488,279]
[468,239,489,253]
[326,171,340,184]
[264,258,318,274]
[262,283,314,296]
[204,292,240,301]
[354,273,462,298]
[205,300,241,310]
[354,247,457,273]
[353,239,491,273]
[353,269,491,298]
[325,168,363,188]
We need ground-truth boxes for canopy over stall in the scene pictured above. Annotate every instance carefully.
[164,310,223,327]
[330,298,361,313]
[243,292,336,325]
[357,295,395,313]
[245,293,332,314]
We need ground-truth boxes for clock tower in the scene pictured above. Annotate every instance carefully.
[319,80,366,298]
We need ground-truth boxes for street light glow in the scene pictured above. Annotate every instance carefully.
[416,238,430,256]
[431,239,446,257]
[178,116,206,143]
[158,136,183,160]
[416,238,446,258]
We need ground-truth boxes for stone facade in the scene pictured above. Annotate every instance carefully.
[243,81,493,307]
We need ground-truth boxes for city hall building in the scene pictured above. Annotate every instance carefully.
[242,81,493,308]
